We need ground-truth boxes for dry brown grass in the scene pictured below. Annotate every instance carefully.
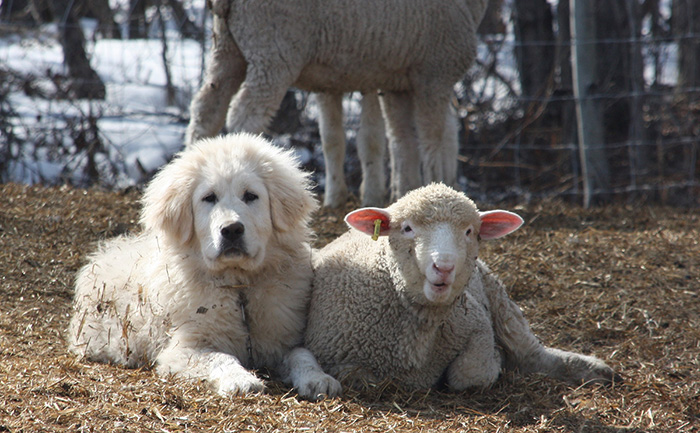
[1,183,698,432]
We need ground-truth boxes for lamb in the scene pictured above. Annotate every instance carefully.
[305,183,618,390]
[185,0,487,203]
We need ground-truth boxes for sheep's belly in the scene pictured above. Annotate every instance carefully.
[295,63,413,94]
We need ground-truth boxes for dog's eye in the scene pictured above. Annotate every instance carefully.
[202,192,218,204]
[243,191,258,204]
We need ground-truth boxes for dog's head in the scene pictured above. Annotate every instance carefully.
[140,133,318,272]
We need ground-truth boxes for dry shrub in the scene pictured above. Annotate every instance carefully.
[1,183,698,432]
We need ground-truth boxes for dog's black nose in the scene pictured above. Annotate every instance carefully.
[221,222,245,242]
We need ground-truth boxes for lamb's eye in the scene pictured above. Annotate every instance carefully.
[203,192,217,204]
[243,191,258,203]
[400,221,415,238]
[465,224,475,237]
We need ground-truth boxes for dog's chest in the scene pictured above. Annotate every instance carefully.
[183,289,250,357]
[184,286,305,369]
[244,288,307,367]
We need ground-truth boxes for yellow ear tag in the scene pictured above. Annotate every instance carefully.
[372,219,382,241]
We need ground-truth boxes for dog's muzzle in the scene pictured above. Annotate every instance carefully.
[219,222,248,257]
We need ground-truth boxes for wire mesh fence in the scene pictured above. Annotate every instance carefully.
[455,28,699,206]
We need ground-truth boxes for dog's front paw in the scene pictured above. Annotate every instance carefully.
[211,365,265,396]
[296,371,342,401]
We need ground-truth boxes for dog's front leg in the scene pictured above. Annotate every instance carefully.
[156,345,264,396]
[280,347,342,401]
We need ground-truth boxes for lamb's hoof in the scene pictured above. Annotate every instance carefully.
[296,372,342,401]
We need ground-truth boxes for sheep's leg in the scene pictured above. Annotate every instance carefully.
[441,107,460,188]
[185,14,246,146]
[225,64,295,134]
[480,266,618,385]
[532,347,621,385]
[412,91,455,185]
[446,295,501,390]
[317,93,348,208]
[357,92,387,207]
[279,347,342,401]
[327,363,381,390]
[380,91,422,201]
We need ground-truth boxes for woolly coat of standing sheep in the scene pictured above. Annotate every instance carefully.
[186,0,488,203]
[305,183,618,390]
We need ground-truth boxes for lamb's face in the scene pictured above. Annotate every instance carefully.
[345,184,523,306]
[390,216,481,305]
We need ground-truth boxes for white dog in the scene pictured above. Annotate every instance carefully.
[67,133,341,400]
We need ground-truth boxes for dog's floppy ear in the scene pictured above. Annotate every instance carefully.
[259,146,318,233]
[140,151,196,245]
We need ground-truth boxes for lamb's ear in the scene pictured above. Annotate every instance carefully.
[140,156,195,245]
[479,210,524,240]
[345,208,392,237]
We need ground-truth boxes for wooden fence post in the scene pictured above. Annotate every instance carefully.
[570,0,609,207]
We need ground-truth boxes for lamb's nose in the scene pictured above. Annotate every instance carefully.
[221,222,245,242]
[432,262,455,276]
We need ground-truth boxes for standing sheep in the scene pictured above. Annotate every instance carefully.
[186,0,487,202]
[305,183,617,390]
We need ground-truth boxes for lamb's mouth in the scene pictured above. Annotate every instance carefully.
[430,282,450,293]
[423,280,453,303]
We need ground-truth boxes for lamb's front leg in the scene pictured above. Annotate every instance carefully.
[279,347,342,401]
[156,344,264,396]
[533,347,620,385]
[481,266,618,385]
[446,295,501,390]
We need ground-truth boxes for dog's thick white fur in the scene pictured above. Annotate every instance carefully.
[67,133,341,400]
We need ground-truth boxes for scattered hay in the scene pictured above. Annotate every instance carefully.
[1,183,698,432]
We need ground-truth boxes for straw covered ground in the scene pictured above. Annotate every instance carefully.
[1,182,698,432]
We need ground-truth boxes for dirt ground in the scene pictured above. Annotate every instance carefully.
[1,182,698,432]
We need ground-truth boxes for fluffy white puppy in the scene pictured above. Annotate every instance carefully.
[68,133,341,400]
